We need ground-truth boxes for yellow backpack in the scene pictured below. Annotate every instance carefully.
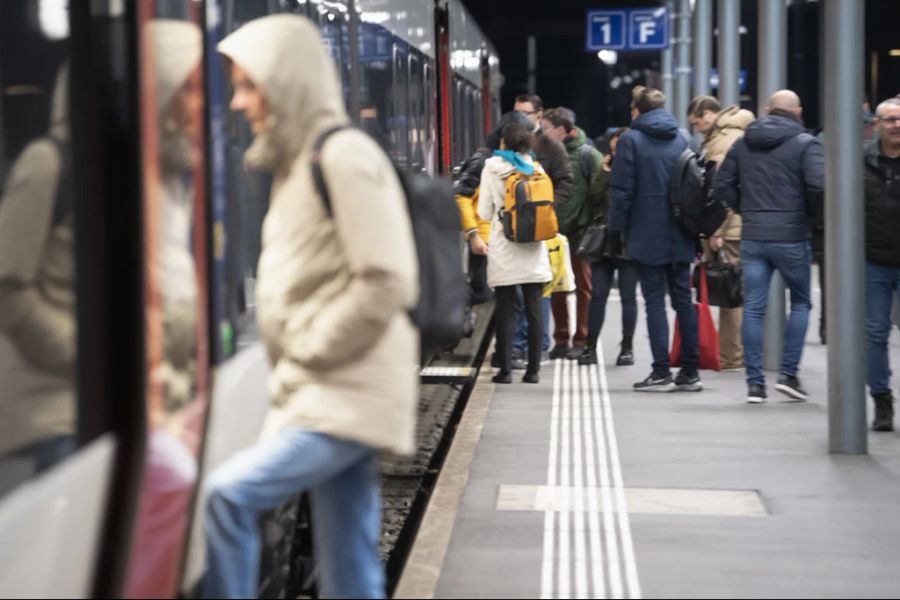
[500,169,558,243]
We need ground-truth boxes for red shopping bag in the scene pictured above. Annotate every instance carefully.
[670,264,721,371]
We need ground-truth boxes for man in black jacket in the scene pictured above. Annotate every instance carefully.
[713,90,824,405]
[864,98,900,431]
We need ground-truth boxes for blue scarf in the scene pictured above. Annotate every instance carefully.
[493,150,535,176]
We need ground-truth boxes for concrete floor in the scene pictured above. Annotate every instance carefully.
[427,273,900,599]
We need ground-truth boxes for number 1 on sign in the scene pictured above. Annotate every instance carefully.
[600,21,611,45]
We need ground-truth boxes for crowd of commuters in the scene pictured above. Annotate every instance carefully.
[123,12,897,598]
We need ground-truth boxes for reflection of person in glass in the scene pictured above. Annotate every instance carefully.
[0,64,76,472]
[124,19,203,599]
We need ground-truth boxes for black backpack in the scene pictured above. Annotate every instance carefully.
[311,126,468,359]
[669,138,727,237]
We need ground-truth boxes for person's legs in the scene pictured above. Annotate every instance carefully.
[637,263,670,377]
[770,242,812,378]
[667,262,699,374]
[586,259,616,350]
[571,252,593,348]
[741,240,774,387]
[493,286,517,373]
[865,261,897,396]
[310,455,384,599]
[542,297,552,352]
[468,252,492,305]
[550,292,570,351]
[718,240,744,368]
[618,259,639,346]
[202,430,372,599]
[523,283,544,373]
[513,286,528,356]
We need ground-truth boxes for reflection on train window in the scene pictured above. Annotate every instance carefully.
[392,42,410,170]
[0,0,78,498]
[123,6,210,598]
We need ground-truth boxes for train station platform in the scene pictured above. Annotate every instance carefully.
[396,271,900,599]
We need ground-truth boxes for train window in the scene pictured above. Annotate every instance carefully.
[0,0,79,498]
[408,52,423,172]
[122,5,211,598]
[358,22,392,146]
[391,41,410,170]
[453,77,464,164]
[424,61,436,175]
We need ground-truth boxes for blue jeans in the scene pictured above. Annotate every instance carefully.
[741,240,812,386]
[202,430,383,599]
[865,261,900,396]
[587,258,639,349]
[637,262,699,376]
[514,294,551,354]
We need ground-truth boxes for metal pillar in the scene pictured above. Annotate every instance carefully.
[716,0,739,107]
[674,0,692,128]
[824,0,866,455]
[662,0,674,109]
[693,0,712,97]
[527,35,536,94]
[758,0,788,372]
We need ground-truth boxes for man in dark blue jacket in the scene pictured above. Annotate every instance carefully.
[713,90,824,404]
[609,87,701,392]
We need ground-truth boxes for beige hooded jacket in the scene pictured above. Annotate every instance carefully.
[0,65,75,452]
[218,15,419,455]
[703,105,755,241]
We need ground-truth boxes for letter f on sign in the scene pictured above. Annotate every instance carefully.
[639,21,656,43]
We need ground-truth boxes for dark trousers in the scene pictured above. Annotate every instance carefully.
[551,251,593,347]
[587,258,639,349]
[469,253,492,305]
[495,283,543,373]
[638,262,699,376]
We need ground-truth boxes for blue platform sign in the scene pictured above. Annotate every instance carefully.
[629,8,669,50]
[586,7,670,51]
[586,10,626,50]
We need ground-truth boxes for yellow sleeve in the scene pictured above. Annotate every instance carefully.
[455,193,479,234]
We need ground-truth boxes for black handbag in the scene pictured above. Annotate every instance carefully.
[575,223,607,263]
[693,252,743,308]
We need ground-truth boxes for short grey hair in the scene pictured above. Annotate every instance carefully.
[876,98,900,117]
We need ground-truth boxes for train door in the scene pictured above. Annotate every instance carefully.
[0,0,149,596]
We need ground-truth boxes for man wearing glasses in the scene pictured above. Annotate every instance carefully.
[864,97,900,432]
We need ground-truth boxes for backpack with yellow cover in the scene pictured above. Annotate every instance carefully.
[500,169,558,243]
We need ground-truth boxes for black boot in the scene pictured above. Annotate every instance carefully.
[616,339,634,366]
[873,393,894,432]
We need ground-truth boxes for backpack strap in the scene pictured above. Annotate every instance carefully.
[311,125,351,217]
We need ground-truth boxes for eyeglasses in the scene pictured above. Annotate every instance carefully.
[880,116,900,124]
[520,110,539,116]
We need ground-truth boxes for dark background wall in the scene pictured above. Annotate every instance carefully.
[462,0,900,139]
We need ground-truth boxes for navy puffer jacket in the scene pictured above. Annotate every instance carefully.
[608,109,694,266]
[712,111,824,242]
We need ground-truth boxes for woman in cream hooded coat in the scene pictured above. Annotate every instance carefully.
[0,65,76,468]
[204,15,418,599]
[478,121,552,384]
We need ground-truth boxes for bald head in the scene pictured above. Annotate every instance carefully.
[767,90,803,119]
